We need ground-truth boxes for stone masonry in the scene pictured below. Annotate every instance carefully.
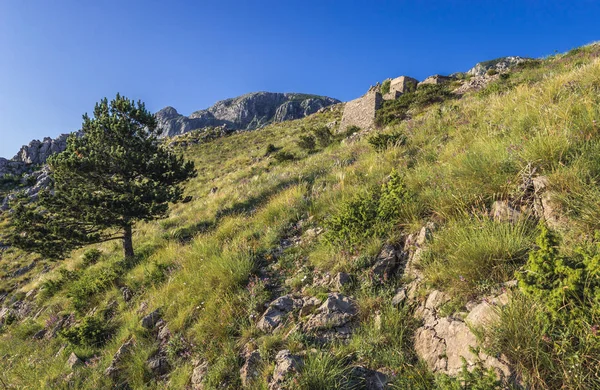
[384,76,418,100]
[339,88,382,132]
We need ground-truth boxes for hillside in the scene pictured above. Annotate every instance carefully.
[1,44,600,389]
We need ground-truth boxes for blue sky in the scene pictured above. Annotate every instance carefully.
[1,1,599,158]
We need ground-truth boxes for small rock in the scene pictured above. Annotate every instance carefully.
[332,272,351,290]
[33,329,47,339]
[105,338,135,379]
[257,295,302,333]
[491,200,521,222]
[269,350,302,390]
[121,286,133,302]
[191,360,208,390]
[147,355,170,376]
[392,288,407,306]
[141,309,161,330]
[299,296,321,317]
[240,350,261,387]
[371,244,404,282]
[304,293,358,332]
[157,324,171,343]
[67,352,82,368]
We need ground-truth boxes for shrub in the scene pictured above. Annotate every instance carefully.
[296,135,316,151]
[60,315,113,347]
[273,151,296,163]
[486,68,498,76]
[325,171,413,248]
[342,125,361,137]
[312,126,333,147]
[264,143,280,156]
[324,188,380,249]
[368,131,407,152]
[82,248,102,266]
[381,79,391,95]
[517,224,600,325]
[68,266,118,311]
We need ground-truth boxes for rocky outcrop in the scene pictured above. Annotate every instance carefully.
[467,56,529,76]
[402,223,515,383]
[155,92,339,138]
[339,88,382,132]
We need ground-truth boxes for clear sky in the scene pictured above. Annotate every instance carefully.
[1,0,599,158]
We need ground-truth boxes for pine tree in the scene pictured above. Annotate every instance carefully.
[8,94,196,259]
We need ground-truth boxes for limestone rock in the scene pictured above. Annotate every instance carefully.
[147,355,170,376]
[371,244,404,282]
[141,309,161,330]
[269,350,302,390]
[332,272,351,290]
[350,366,388,390]
[105,338,135,379]
[392,288,407,306]
[257,295,303,333]
[156,92,339,138]
[491,200,521,222]
[240,349,261,387]
[67,352,82,368]
[467,56,530,76]
[533,176,564,228]
[304,293,357,332]
[191,360,208,390]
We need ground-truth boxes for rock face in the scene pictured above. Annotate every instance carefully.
[403,224,514,382]
[155,92,339,138]
[339,88,382,132]
[467,56,529,76]
[0,133,72,178]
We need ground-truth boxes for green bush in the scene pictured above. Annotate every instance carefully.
[486,68,498,76]
[82,248,102,266]
[343,125,361,137]
[325,171,412,248]
[312,126,333,147]
[517,224,600,325]
[381,79,391,95]
[61,315,113,347]
[68,266,118,311]
[273,151,296,163]
[368,131,407,152]
[296,135,317,151]
[264,143,280,156]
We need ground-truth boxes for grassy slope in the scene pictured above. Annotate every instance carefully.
[1,44,600,389]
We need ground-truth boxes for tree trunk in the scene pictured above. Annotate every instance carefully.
[123,224,134,259]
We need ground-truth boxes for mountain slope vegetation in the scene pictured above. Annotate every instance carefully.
[1,44,600,389]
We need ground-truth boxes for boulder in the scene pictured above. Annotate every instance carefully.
[332,272,351,290]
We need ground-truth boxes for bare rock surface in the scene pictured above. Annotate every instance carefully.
[269,350,302,390]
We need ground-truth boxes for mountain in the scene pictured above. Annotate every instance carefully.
[1,44,600,390]
[155,92,340,137]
